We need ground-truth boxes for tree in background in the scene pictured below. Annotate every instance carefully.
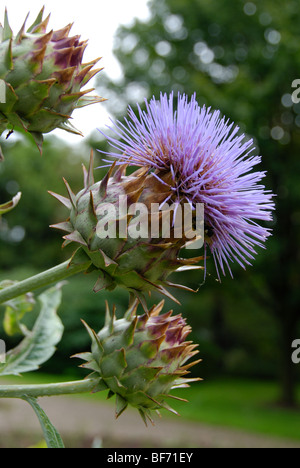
[96,0,300,406]
[0,136,90,270]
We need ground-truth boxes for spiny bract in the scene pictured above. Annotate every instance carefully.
[50,152,203,310]
[0,7,104,157]
[75,300,201,425]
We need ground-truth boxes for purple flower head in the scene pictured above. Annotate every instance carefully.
[98,92,275,278]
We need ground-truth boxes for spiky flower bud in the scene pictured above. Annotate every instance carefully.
[0,8,104,157]
[50,152,203,309]
[101,92,275,278]
[75,301,201,425]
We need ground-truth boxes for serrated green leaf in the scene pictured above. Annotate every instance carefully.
[24,397,65,449]
[0,285,64,376]
[0,192,21,216]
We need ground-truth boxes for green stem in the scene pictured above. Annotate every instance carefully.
[0,377,99,398]
[0,259,91,305]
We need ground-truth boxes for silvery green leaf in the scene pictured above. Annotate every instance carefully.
[0,284,64,376]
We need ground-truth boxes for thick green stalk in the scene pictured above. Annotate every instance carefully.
[0,377,99,398]
[0,259,91,304]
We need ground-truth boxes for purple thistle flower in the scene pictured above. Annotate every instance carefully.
[98,92,275,278]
